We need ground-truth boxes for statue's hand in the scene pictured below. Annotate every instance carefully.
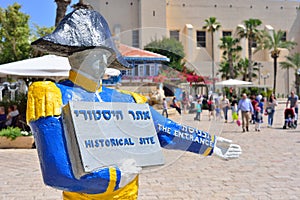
[213,136,242,160]
[119,159,141,188]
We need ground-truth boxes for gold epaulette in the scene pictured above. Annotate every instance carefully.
[26,81,63,123]
[118,90,148,104]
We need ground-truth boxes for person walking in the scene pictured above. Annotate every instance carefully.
[255,107,263,131]
[231,95,238,123]
[220,95,230,123]
[266,94,278,127]
[207,95,215,121]
[237,93,254,132]
[171,96,181,115]
[162,98,168,118]
[286,91,298,127]
[194,99,202,121]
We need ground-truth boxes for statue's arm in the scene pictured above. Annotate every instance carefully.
[150,107,242,159]
[27,82,123,194]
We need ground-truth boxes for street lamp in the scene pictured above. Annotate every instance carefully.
[261,73,270,85]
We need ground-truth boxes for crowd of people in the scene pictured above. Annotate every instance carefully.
[0,105,20,130]
[161,91,298,132]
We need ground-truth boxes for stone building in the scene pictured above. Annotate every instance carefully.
[86,0,300,95]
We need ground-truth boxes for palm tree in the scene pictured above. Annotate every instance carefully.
[54,0,92,26]
[237,58,260,81]
[236,18,262,82]
[219,36,242,79]
[280,53,300,94]
[54,0,71,26]
[256,29,296,94]
[203,17,221,92]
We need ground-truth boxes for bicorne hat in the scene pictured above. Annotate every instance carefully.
[31,8,131,69]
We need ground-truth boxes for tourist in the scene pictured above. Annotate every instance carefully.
[207,95,215,121]
[220,95,230,123]
[267,94,278,127]
[231,95,238,122]
[171,96,181,115]
[286,91,298,126]
[162,98,168,118]
[194,99,202,121]
[0,106,6,129]
[5,105,18,127]
[250,95,258,124]
[255,107,263,131]
[237,93,254,132]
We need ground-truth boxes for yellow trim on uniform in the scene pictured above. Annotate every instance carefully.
[26,81,63,123]
[69,70,102,92]
[118,90,148,104]
[106,167,117,193]
[62,175,139,200]
[203,135,215,156]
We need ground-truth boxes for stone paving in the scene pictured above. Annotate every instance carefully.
[0,103,300,199]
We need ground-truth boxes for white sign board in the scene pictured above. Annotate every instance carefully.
[62,101,164,178]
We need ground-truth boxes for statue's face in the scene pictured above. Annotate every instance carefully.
[68,48,113,81]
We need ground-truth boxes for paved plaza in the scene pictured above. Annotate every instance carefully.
[0,103,299,199]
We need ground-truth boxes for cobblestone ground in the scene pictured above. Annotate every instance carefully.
[0,104,299,200]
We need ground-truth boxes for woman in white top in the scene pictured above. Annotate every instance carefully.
[220,95,230,123]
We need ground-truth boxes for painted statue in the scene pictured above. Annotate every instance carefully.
[27,8,241,199]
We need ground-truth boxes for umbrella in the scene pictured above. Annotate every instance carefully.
[215,79,252,86]
[0,55,70,77]
[0,55,120,81]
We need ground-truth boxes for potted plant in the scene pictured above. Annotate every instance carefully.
[0,127,34,148]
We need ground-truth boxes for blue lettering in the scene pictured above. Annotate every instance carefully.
[105,139,110,147]
[99,139,104,147]
[110,138,117,146]
[139,137,155,145]
[95,139,99,147]
[85,140,94,148]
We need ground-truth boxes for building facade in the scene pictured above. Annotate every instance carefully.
[86,0,300,95]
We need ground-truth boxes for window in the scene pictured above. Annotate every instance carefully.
[146,65,150,76]
[281,31,287,41]
[138,65,144,76]
[222,31,232,37]
[150,65,156,76]
[170,30,180,41]
[134,64,139,76]
[196,31,206,47]
[124,69,133,76]
[132,30,139,48]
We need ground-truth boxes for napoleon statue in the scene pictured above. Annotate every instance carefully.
[27,7,241,200]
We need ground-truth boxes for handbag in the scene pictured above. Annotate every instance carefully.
[236,119,241,126]
[266,107,273,114]
[232,112,238,120]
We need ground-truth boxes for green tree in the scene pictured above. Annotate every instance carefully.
[237,58,260,81]
[203,17,221,92]
[219,54,240,80]
[144,37,185,72]
[236,18,262,82]
[280,53,300,94]
[0,3,31,64]
[219,36,242,79]
[256,29,296,94]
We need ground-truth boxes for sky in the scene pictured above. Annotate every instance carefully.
[0,0,299,28]
[0,0,79,28]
